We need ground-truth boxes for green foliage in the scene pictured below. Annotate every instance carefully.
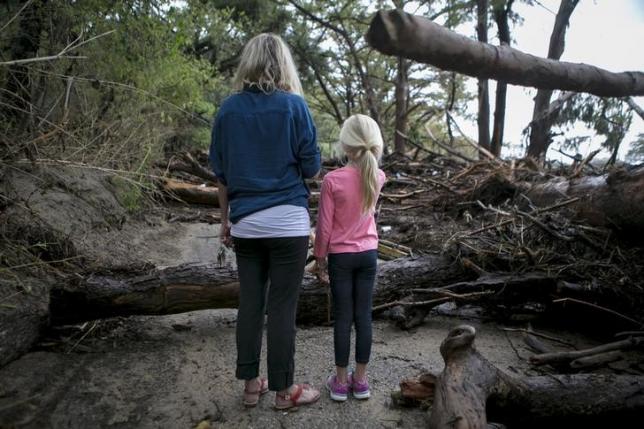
[110,176,142,213]
[626,133,644,164]
[551,94,633,162]
[0,0,224,169]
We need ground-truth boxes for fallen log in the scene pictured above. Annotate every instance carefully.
[524,167,644,235]
[49,254,638,327]
[161,178,219,206]
[405,325,644,428]
[464,167,644,236]
[50,255,467,325]
[529,336,643,366]
[366,9,644,97]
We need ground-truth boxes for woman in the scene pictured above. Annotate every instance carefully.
[209,33,321,410]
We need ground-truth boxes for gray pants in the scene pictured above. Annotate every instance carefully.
[233,236,309,391]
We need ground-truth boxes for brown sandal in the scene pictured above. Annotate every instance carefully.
[243,378,269,407]
[274,383,320,410]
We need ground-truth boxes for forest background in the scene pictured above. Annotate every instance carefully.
[2,0,643,195]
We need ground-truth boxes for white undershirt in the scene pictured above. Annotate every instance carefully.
[231,205,310,238]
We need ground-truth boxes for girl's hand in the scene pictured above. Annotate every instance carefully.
[316,257,329,285]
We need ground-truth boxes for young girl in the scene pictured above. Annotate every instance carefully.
[210,33,321,410]
[314,114,386,401]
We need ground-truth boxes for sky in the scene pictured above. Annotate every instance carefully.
[453,0,644,161]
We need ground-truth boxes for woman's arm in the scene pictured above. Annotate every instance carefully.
[217,181,232,248]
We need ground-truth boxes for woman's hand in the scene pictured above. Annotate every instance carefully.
[220,222,233,248]
[316,257,329,285]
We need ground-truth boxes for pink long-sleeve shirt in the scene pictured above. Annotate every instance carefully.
[314,165,386,258]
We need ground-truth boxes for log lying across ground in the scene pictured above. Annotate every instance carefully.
[406,325,644,428]
[366,9,644,97]
[525,167,644,234]
[50,255,467,325]
[161,178,219,206]
[50,253,639,328]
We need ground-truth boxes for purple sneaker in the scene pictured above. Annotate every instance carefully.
[349,373,371,399]
[326,374,349,402]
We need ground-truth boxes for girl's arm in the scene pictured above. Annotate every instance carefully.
[314,177,334,262]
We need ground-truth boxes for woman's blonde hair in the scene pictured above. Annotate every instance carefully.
[233,33,303,95]
[339,114,384,213]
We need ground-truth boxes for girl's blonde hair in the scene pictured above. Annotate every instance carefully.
[233,33,303,95]
[339,114,384,213]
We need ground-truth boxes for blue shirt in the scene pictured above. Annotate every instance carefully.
[209,88,321,224]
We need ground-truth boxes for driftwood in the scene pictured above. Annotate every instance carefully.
[530,336,643,366]
[366,9,644,97]
[162,153,219,184]
[524,167,644,234]
[161,178,219,206]
[401,325,644,428]
[49,253,638,327]
[50,255,467,325]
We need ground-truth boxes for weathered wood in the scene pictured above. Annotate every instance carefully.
[524,167,644,234]
[50,255,467,325]
[366,9,644,97]
[162,153,219,184]
[529,336,643,366]
[428,325,500,428]
[161,178,219,206]
[420,325,644,428]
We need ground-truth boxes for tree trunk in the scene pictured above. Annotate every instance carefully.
[394,57,409,154]
[3,0,46,135]
[524,167,644,234]
[490,0,514,157]
[425,325,644,428]
[50,255,466,325]
[365,9,644,97]
[476,0,491,152]
[527,0,580,160]
[161,178,219,206]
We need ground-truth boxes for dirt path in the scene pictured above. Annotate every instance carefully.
[0,309,537,429]
[0,220,538,429]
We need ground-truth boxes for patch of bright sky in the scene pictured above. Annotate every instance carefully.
[426,0,644,161]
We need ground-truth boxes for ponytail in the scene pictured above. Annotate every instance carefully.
[338,114,383,214]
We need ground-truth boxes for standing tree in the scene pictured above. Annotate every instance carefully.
[526,0,579,160]
[490,0,514,156]
[476,0,491,152]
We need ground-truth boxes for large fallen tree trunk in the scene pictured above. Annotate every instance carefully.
[366,9,644,97]
[418,325,644,428]
[524,167,644,234]
[50,255,468,325]
[50,253,641,328]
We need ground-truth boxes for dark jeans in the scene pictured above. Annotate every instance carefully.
[233,236,309,391]
[328,250,378,368]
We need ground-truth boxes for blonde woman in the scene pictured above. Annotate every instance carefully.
[209,33,321,410]
[314,114,386,402]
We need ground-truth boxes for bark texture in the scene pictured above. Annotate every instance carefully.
[527,0,580,159]
[366,9,644,97]
[50,255,465,325]
[426,325,644,428]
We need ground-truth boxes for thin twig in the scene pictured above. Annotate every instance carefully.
[464,197,579,237]
[0,0,34,33]
[552,297,642,327]
[67,321,99,354]
[500,327,575,348]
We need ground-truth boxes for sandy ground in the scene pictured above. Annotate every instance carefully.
[0,219,546,429]
[0,310,537,429]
